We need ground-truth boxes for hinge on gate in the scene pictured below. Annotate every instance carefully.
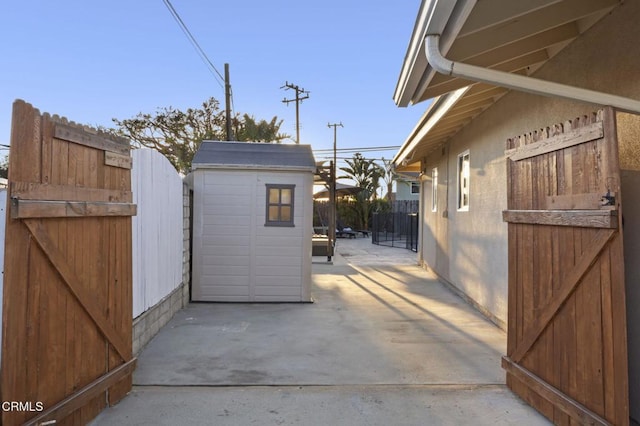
[601,190,616,206]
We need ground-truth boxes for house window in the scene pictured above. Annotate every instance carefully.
[457,151,470,211]
[265,184,295,226]
[411,182,420,194]
[431,168,438,212]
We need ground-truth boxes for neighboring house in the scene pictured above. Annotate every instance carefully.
[395,174,420,202]
[392,1,640,424]
[190,141,316,302]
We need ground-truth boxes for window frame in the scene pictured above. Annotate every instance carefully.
[265,184,295,227]
[457,150,470,212]
[410,181,420,194]
[431,167,438,212]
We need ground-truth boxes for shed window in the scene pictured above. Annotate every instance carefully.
[457,150,470,211]
[411,182,420,194]
[266,184,295,226]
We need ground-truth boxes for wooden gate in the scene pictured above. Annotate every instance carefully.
[1,100,137,425]
[502,107,629,425]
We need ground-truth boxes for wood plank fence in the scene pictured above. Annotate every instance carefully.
[1,100,136,425]
[502,108,629,425]
[0,188,5,362]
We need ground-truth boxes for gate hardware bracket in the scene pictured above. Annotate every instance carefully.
[601,191,616,206]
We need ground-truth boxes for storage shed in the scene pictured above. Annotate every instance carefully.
[191,141,316,302]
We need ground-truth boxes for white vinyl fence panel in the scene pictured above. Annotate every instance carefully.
[132,149,183,318]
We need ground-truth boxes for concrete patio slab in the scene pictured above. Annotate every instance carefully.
[93,238,549,425]
[94,385,546,426]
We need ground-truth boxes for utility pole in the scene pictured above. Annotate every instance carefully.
[225,63,233,141]
[327,122,343,259]
[281,82,310,144]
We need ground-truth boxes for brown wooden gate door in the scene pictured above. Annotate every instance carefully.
[502,107,629,425]
[1,100,137,425]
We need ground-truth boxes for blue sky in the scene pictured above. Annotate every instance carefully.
[0,1,427,169]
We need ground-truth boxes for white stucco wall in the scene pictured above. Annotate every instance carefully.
[192,168,313,302]
[419,0,640,329]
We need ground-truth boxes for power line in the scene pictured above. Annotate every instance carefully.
[162,0,225,90]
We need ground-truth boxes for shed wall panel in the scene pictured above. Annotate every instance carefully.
[202,194,252,208]
[200,245,248,257]
[201,236,251,247]
[201,264,251,276]
[203,215,251,226]
[202,225,251,236]
[254,296,301,302]
[253,276,305,286]
[255,286,301,296]
[255,255,303,267]
[202,255,250,267]
[203,171,257,186]
[253,245,302,257]
[255,266,301,277]
[199,276,249,287]
[192,168,312,302]
[199,285,249,298]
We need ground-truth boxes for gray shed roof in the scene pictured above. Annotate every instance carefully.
[192,141,316,172]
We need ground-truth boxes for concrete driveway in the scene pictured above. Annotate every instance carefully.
[93,238,549,425]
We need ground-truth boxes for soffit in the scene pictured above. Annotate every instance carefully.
[393,0,621,170]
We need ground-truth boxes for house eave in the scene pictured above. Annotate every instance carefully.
[393,0,628,170]
[393,86,470,169]
[393,0,476,107]
[394,0,623,107]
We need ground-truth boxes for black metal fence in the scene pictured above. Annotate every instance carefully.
[372,212,419,252]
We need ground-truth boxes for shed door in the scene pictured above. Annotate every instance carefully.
[502,108,629,425]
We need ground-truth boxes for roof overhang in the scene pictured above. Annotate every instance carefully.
[192,164,316,173]
[393,0,626,170]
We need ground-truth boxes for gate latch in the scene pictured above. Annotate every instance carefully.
[601,190,616,206]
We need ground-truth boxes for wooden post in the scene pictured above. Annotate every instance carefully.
[225,63,233,141]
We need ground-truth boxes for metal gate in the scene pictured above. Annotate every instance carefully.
[372,211,418,252]
[502,108,629,425]
[1,100,137,425]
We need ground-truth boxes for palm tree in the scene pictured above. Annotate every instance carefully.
[338,153,384,229]
[339,153,383,199]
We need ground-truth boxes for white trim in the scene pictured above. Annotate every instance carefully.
[394,0,476,107]
[392,87,469,166]
[431,167,438,212]
[456,150,470,212]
